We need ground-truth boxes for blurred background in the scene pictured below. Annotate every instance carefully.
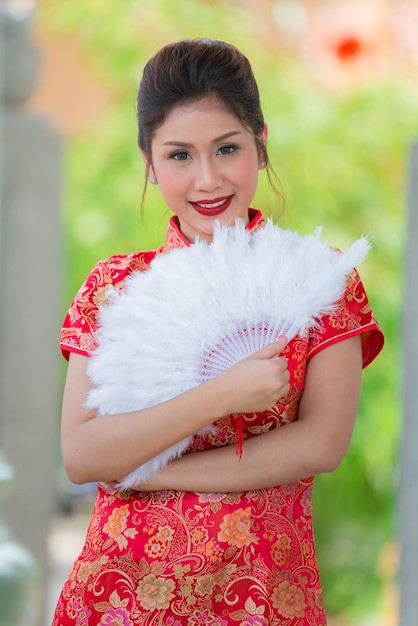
[1,0,418,624]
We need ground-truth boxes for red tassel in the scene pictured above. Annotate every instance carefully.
[235,413,243,460]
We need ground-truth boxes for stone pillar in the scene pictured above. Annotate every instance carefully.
[0,3,61,624]
[399,141,418,626]
[0,452,40,625]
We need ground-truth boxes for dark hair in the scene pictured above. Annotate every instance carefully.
[137,38,283,210]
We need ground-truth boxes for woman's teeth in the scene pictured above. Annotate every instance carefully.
[196,199,226,209]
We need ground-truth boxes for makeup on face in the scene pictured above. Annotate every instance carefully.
[149,97,265,242]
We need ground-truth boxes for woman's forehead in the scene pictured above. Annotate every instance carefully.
[152,97,248,141]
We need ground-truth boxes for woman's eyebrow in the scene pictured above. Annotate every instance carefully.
[162,130,243,148]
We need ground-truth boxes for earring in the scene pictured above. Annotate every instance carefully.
[259,161,266,170]
[149,175,157,184]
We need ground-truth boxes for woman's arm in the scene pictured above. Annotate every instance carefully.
[130,335,363,492]
[61,338,289,484]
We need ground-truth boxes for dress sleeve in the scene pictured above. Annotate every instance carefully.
[307,268,384,368]
[59,259,117,361]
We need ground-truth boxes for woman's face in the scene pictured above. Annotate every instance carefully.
[146,97,267,242]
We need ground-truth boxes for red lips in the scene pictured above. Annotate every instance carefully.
[190,195,233,216]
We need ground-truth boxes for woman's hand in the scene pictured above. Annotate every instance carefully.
[126,336,363,494]
[61,339,290,485]
[214,337,290,416]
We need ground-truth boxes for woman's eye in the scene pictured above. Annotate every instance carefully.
[171,151,190,161]
[218,145,237,155]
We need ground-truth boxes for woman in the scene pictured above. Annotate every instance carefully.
[53,39,384,625]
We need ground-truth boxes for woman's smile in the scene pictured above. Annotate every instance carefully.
[190,195,234,216]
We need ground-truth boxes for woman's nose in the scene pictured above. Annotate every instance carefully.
[193,158,222,191]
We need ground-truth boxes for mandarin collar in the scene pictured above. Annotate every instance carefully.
[160,208,265,255]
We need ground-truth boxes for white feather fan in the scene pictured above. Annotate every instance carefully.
[85,219,370,489]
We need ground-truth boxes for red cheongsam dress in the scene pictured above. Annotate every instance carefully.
[53,209,384,626]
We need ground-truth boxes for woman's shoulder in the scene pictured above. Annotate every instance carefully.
[89,248,159,287]
[59,246,162,359]
[307,267,384,368]
[72,249,159,309]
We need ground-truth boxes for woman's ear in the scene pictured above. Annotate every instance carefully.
[258,124,268,169]
[261,123,268,148]
[141,150,158,185]
[148,167,158,185]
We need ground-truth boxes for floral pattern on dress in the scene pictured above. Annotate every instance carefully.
[54,480,329,625]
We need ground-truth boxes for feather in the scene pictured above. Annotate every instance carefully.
[85,219,370,489]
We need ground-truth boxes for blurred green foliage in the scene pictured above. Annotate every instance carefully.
[36,0,418,621]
